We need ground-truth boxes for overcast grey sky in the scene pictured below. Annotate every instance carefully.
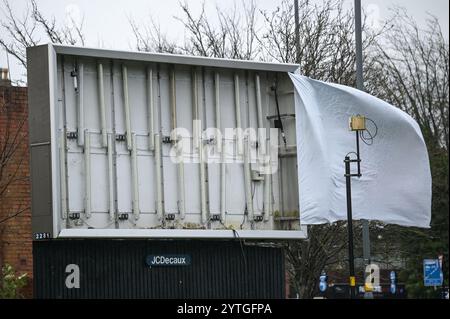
[1,0,449,83]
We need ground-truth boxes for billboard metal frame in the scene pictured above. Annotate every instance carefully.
[28,43,307,240]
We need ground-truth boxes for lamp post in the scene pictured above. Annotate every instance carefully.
[345,116,366,298]
[354,0,372,270]
[345,155,357,298]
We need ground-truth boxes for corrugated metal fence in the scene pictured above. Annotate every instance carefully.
[33,239,285,299]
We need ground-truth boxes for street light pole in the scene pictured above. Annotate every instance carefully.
[354,0,372,269]
[345,156,357,299]
[345,116,367,299]
[294,0,300,64]
[355,0,364,91]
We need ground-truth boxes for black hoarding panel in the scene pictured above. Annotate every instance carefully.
[33,239,285,299]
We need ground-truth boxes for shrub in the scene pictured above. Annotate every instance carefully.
[0,263,28,299]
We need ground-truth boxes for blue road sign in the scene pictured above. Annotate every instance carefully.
[390,271,396,281]
[423,259,443,287]
[390,271,396,294]
[390,283,396,294]
[319,272,327,292]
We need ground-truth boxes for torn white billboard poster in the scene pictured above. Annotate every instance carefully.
[289,74,431,228]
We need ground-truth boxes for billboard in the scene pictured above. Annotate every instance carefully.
[27,44,306,239]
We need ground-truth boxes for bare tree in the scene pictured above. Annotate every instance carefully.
[130,0,260,60]
[369,8,449,151]
[0,0,85,70]
[286,221,353,298]
[129,16,179,54]
[30,0,85,47]
[256,0,388,83]
[365,9,449,297]
[0,0,37,69]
